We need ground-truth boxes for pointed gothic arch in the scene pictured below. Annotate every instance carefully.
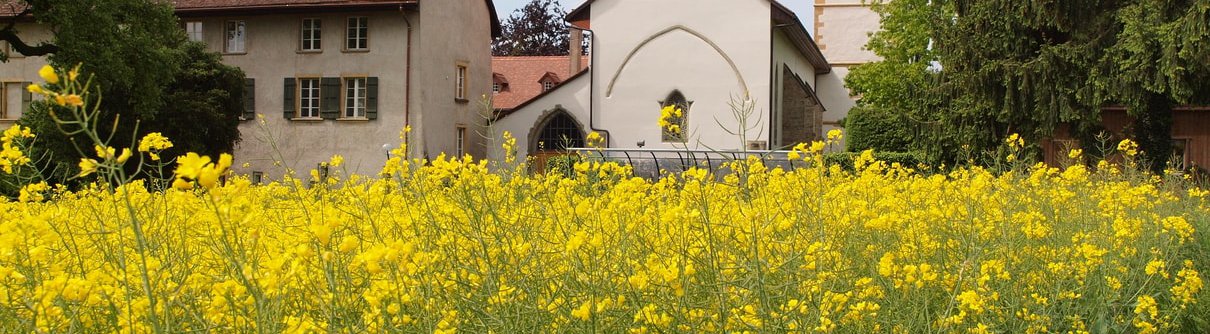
[530,108,586,152]
[606,25,750,98]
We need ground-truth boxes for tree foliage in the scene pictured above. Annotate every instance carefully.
[844,106,914,153]
[847,0,1210,169]
[492,0,572,56]
[844,0,949,154]
[2,0,245,181]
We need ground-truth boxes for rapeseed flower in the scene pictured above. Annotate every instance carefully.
[77,158,98,177]
[0,119,1205,333]
[1118,139,1139,157]
[38,65,59,84]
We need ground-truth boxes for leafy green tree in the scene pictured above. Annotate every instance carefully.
[848,0,1210,168]
[932,0,1120,163]
[1095,0,1210,170]
[2,0,245,181]
[843,0,951,154]
[148,42,246,159]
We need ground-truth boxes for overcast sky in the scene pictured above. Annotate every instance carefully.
[492,0,814,29]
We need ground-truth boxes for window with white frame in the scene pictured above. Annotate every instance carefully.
[455,65,467,100]
[185,21,204,42]
[301,18,321,52]
[298,78,321,118]
[543,81,556,91]
[492,82,500,94]
[344,77,367,118]
[225,20,246,53]
[346,17,368,50]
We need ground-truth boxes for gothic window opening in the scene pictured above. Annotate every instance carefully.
[535,112,585,152]
[660,90,691,142]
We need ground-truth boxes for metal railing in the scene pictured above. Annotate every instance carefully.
[564,147,805,178]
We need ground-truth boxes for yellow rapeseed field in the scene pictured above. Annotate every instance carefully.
[0,66,1206,333]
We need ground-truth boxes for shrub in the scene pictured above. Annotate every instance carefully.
[844,106,914,153]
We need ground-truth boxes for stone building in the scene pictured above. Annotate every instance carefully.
[2,0,502,177]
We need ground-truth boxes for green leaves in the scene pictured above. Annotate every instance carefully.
[849,0,1210,166]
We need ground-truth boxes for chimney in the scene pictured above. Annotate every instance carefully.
[569,26,584,73]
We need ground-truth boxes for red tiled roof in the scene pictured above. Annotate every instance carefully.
[0,0,415,16]
[173,0,414,10]
[491,55,589,110]
[3,1,503,38]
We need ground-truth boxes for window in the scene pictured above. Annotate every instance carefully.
[492,83,500,94]
[297,78,321,118]
[535,112,585,151]
[286,77,376,121]
[185,21,204,42]
[2,82,31,120]
[344,77,367,118]
[456,126,467,157]
[242,79,256,120]
[346,17,368,50]
[538,72,560,92]
[301,18,321,52]
[225,20,246,53]
[455,65,467,100]
[660,90,690,142]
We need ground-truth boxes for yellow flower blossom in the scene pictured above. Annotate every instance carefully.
[0,117,1203,333]
[38,65,59,84]
[1118,139,1139,157]
[77,158,98,177]
[18,182,48,202]
[26,83,46,95]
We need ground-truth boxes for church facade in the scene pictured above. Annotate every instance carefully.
[489,0,831,161]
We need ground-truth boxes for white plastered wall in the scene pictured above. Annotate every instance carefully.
[590,0,773,150]
[487,73,591,161]
[814,0,882,146]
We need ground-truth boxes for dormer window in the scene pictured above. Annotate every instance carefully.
[538,72,561,92]
[492,73,509,94]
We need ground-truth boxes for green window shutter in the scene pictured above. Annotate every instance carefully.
[283,78,296,119]
[366,77,378,120]
[243,78,256,120]
[320,77,341,120]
